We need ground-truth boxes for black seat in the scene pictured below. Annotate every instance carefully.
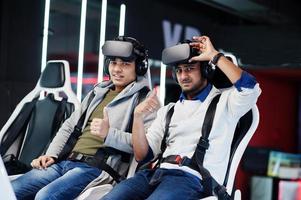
[0,60,80,174]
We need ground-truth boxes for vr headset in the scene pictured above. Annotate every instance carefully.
[162,43,194,65]
[161,42,233,88]
[102,40,136,61]
[102,39,148,76]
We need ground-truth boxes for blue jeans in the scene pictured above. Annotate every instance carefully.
[12,160,102,200]
[101,168,204,200]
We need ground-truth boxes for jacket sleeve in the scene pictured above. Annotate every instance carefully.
[145,105,170,158]
[104,109,157,154]
[226,71,262,118]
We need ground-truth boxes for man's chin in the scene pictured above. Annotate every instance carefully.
[182,87,193,93]
[182,86,201,95]
[112,78,125,84]
[180,83,191,88]
[112,77,123,82]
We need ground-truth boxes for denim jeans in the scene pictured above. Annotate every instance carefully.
[101,168,204,200]
[12,160,102,200]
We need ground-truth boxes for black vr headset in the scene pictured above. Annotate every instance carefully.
[102,36,148,76]
[161,40,233,88]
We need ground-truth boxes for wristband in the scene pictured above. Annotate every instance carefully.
[209,52,224,68]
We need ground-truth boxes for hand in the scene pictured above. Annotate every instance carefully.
[31,155,55,169]
[189,36,219,62]
[134,90,160,118]
[90,108,110,139]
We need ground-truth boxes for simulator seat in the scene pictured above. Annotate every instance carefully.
[0,60,80,175]
[201,106,259,200]
[76,106,259,200]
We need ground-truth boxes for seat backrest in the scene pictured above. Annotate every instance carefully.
[0,60,80,167]
[222,106,260,194]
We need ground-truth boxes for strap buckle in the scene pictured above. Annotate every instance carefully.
[68,152,84,161]
[162,155,191,167]
[175,155,182,164]
[198,137,209,150]
[74,125,81,133]
[179,156,191,167]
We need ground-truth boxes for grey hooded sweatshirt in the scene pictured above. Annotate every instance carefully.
[45,76,157,189]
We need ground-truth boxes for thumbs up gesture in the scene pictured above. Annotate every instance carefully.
[134,90,160,118]
[90,107,110,139]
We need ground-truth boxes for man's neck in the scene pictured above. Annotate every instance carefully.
[186,90,202,100]
[114,86,124,92]
[185,84,208,100]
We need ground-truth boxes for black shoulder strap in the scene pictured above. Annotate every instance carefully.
[155,105,174,167]
[100,86,150,161]
[126,86,150,133]
[161,105,175,155]
[189,94,230,198]
[51,97,68,137]
[93,86,150,182]
[42,97,68,155]
[70,92,96,138]
[57,92,95,160]
[157,94,220,168]
[0,97,39,156]
[190,94,221,167]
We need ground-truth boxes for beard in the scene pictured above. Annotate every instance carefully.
[181,78,208,98]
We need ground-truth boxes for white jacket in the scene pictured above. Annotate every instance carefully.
[146,82,261,184]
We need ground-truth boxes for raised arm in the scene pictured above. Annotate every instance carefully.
[190,35,261,117]
[132,90,160,161]
[189,35,243,83]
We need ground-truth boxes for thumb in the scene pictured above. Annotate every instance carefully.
[103,107,109,120]
[188,56,199,63]
[149,89,157,99]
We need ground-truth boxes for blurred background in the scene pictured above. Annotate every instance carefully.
[0,0,301,199]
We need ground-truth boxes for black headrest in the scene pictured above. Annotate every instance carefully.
[40,62,65,88]
[210,66,233,89]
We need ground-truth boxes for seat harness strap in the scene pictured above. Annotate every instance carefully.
[58,87,149,183]
[158,94,231,199]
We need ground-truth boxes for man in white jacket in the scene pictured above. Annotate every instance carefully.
[101,36,261,200]
[12,36,157,200]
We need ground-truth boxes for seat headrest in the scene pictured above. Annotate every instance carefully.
[40,62,65,88]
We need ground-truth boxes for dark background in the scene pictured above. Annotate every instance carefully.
[1,1,301,199]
